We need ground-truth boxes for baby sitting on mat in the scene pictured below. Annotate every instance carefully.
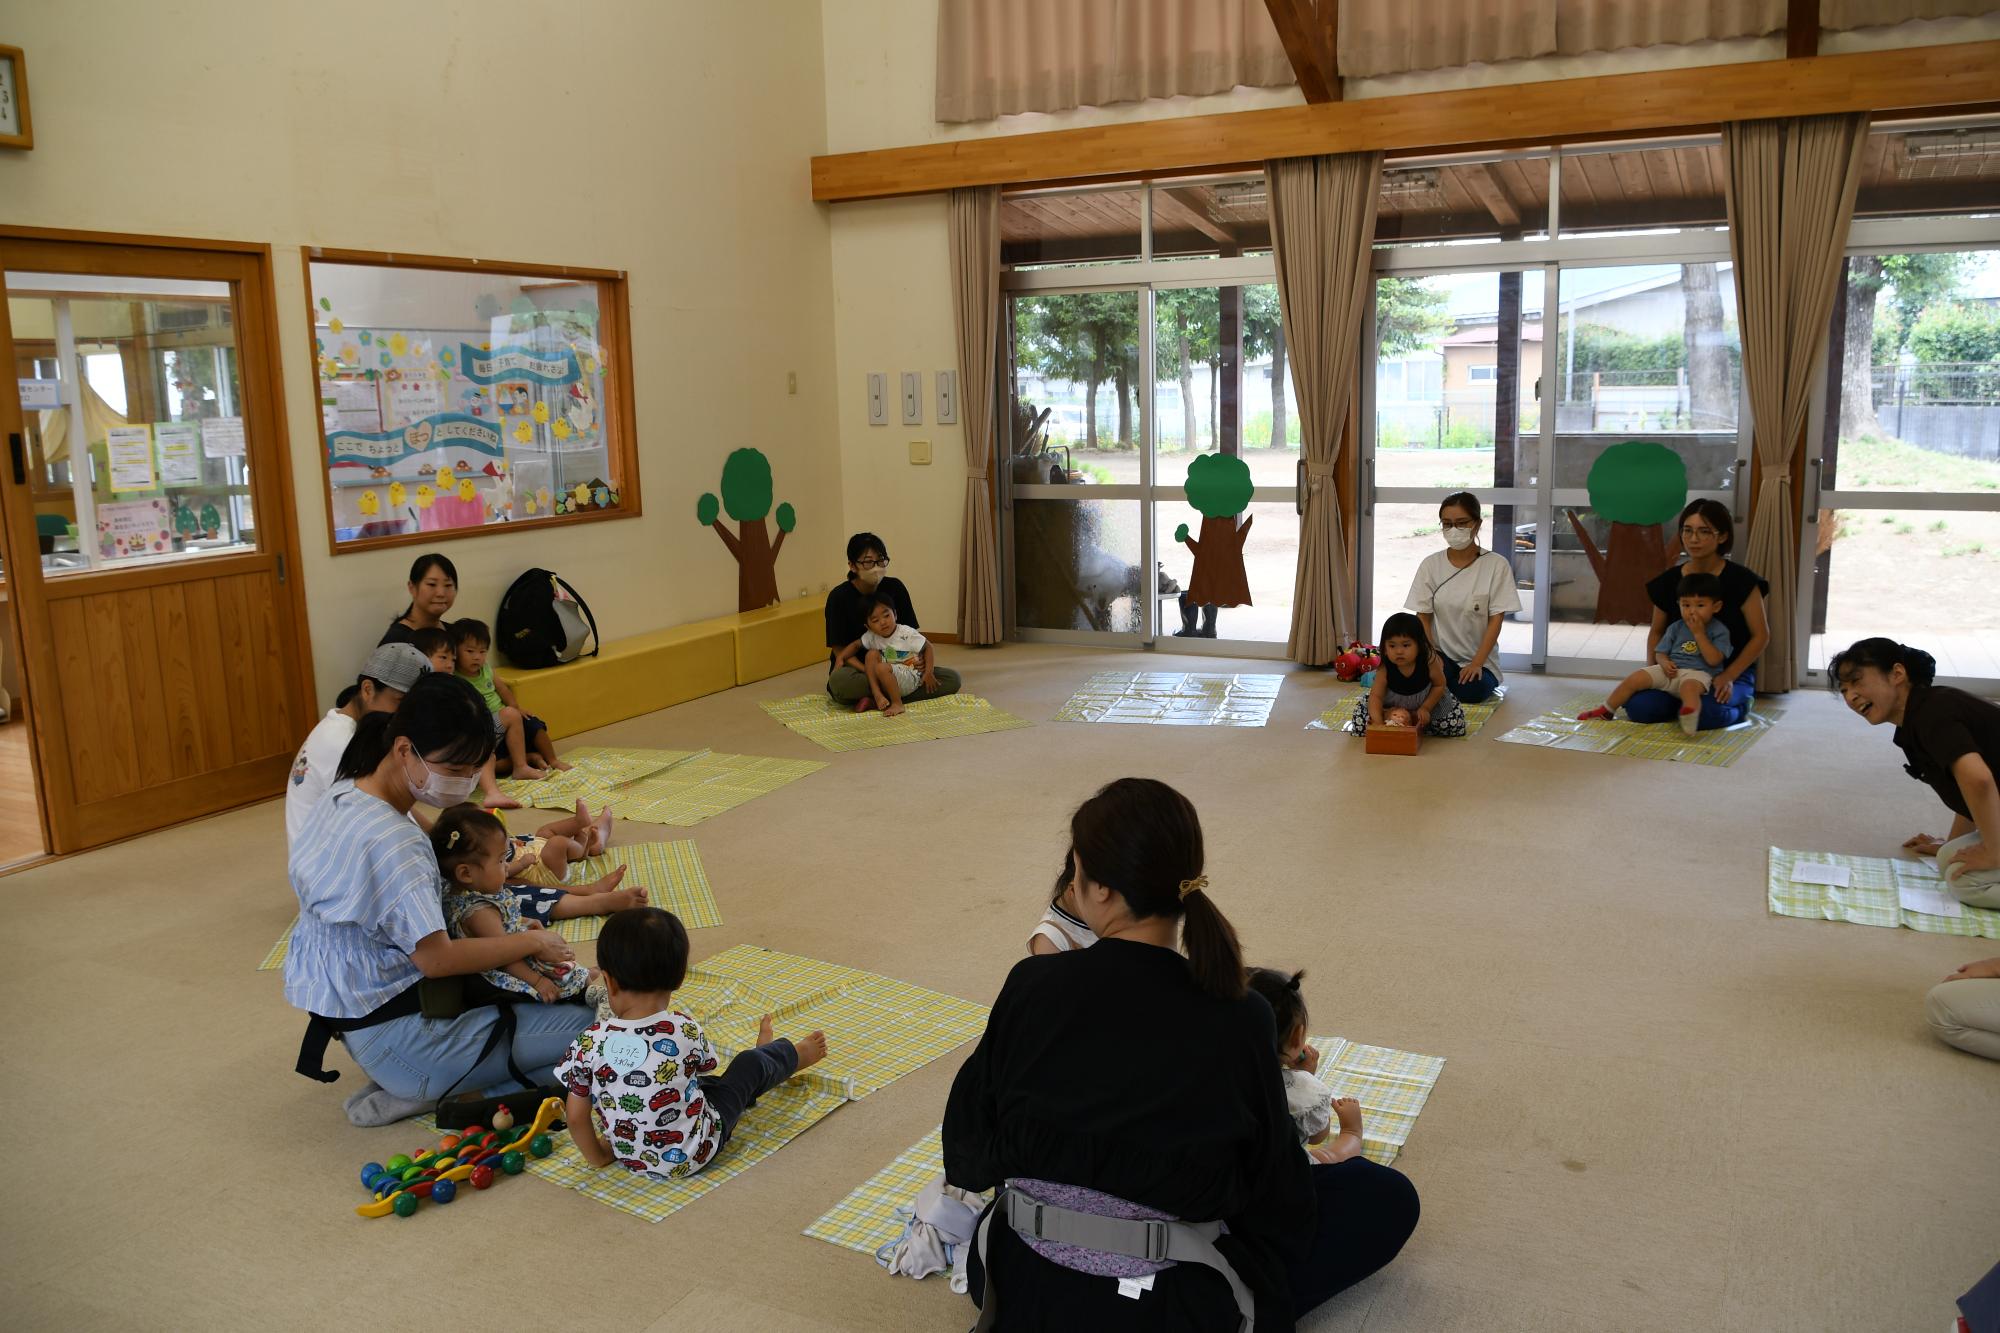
[558,907,828,1179]
[1246,966,1365,1165]
[1578,571,1732,737]
[834,594,934,717]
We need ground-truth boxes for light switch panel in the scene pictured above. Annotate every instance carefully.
[936,369,957,424]
[909,439,932,465]
[867,373,887,426]
[900,371,922,425]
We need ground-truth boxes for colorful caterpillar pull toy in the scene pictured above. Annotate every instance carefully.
[354,1096,563,1218]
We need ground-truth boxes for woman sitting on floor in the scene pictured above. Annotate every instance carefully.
[285,672,592,1126]
[380,551,459,648]
[1623,499,1769,731]
[944,777,1419,1330]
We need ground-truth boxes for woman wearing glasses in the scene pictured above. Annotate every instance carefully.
[1406,492,1521,703]
[1622,499,1770,730]
[823,531,962,706]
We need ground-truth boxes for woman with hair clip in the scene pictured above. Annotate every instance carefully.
[944,778,1419,1330]
[284,672,593,1126]
[1831,637,2000,1060]
[1624,499,1770,730]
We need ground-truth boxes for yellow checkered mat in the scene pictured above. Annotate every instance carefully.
[451,946,989,1222]
[1767,847,2000,939]
[802,1035,1444,1260]
[256,840,720,970]
[1304,683,1504,736]
[497,747,827,825]
[759,693,1032,753]
[1494,692,1781,767]
[1054,671,1285,727]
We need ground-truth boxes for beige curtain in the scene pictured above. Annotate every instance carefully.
[37,380,127,465]
[1557,0,1785,53]
[1266,152,1383,664]
[1724,112,1868,694]
[1338,0,1554,76]
[935,0,1294,122]
[949,186,1004,645]
[1822,0,2000,30]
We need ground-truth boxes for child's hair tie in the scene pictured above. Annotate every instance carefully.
[1178,874,1209,900]
[446,829,461,849]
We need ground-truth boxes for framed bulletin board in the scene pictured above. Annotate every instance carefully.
[0,46,30,151]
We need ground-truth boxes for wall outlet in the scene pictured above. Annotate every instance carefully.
[787,371,797,395]
[936,369,957,424]
[900,371,922,425]
[909,439,932,465]
[867,373,887,425]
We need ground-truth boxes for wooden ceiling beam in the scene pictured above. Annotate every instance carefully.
[1263,0,1338,103]
[1463,163,1524,230]
[812,40,2000,202]
[1787,0,1818,59]
[1151,187,1241,248]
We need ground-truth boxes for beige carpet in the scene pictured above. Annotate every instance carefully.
[1,644,1993,1332]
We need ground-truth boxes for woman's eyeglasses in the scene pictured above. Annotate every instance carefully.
[1680,525,1718,538]
[854,557,890,570]
[1440,519,1477,531]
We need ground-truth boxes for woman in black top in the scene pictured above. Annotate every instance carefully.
[379,552,459,647]
[944,778,1419,1330]
[1624,499,1770,730]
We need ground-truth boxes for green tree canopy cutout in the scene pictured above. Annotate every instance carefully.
[716,448,774,521]
[1184,452,1254,518]
[1587,440,1687,525]
[696,492,720,525]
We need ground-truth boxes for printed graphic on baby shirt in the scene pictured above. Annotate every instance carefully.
[555,1009,723,1177]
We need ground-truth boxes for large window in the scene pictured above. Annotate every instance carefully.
[305,252,637,551]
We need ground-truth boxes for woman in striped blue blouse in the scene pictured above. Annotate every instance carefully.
[285,673,593,1126]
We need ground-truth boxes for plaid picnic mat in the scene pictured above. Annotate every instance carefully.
[1494,692,1782,768]
[760,693,1032,753]
[802,1035,1445,1260]
[1054,671,1285,727]
[1767,847,2000,938]
[497,747,826,825]
[1304,683,1503,736]
[256,840,720,969]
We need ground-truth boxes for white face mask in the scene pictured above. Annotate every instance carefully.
[404,749,479,807]
[1443,526,1475,552]
[854,566,885,589]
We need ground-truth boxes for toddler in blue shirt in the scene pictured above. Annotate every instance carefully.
[1579,572,1732,735]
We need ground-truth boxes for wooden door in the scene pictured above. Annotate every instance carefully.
[0,231,314,852]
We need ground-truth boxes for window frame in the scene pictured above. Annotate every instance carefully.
[300,246,642,557]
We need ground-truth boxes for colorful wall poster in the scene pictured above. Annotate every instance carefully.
[106,425,157,491]
[97,498,173,559]
[388,375,444,425]
[458,342,581,386]
[325,412,505,467]
[330,378,383,432]
[155,423,202,485]
[201,416,246,458]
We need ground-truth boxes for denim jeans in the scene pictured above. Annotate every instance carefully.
[343,1001,593,1101]
[1436,653,1501,703]
[1624,664,1756,730]
[698,1039,800,1143]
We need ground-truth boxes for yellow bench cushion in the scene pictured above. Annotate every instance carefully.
[496,619,736,738]
[734,596,827,686]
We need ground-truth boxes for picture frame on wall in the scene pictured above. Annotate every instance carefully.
[0,45,31,150]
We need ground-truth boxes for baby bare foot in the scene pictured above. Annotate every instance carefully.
[792,1030,829,1070]
[593,865,629,893]
[590,806,614,855]
[517,765,549,781]
[758,1013,776,1045]
[549,757,574,771]
[1333,1096,1364,1135]
[883,702,906,717]
[610,884,646,910]
[483,791,522,810]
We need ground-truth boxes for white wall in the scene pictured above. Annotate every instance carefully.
[1,0,842,703]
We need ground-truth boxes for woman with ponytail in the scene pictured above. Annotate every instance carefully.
[944,778,1418,1330]
[285,672,593,1125]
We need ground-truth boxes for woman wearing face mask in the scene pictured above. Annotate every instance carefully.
[823,531,961,706]
[1620,499,1769,730]
[284,673,590,1127]
[1405,492,1521,703]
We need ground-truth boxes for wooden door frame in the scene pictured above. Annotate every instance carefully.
[0,225,315,852]
[0,266,57,859]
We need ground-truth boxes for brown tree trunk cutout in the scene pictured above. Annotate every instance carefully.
[1184,515,1253,607]
[1566,510,1668,624]
[709,518,786,611]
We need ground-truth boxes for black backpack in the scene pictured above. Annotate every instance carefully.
[495,568,599,669]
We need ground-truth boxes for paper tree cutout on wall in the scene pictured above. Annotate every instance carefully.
[697,448,796,611]
[1174,453,1255,608]
[1566,439,1688,625]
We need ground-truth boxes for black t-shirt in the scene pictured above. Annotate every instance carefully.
[1645,559,1769,674]
[1894,683,2000,820]
[823,575,917,667]
[378,618,419,648]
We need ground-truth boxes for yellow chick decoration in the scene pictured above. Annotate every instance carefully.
[358,489,380,516]
[551,419,572,441]
[456,478,477,502]
[513,420,533,444]
[415,484,435,510]
[388,481,407,508]
[436,464,456,488]
[531,401,550,425]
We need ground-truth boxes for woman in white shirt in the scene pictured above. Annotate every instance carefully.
[1404,492,1521,704]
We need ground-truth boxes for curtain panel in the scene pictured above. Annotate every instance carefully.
[949,186,1004,645]
[1822,0,2000,31]
[1723,112,1869,694]
[1339,0,1790,77]
[935,0,1295,123]
[1265,152,1384,664]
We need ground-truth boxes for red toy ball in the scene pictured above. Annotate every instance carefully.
[470,1165,495,1190]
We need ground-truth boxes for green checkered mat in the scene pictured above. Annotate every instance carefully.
[1767,847,2000,938]
[255,840,720,970]
[1494,692,1782,767]
[802,1035,1445,1261]
[497,747,827,825]
[436,946,989,1222]
[1054,671,1285,727]
[1304,683,1504,736]
[759,693,1032,753]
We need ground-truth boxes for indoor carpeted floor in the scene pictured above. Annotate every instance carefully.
[1,643,1992,1332]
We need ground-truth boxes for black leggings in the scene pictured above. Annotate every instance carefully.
[1286,1158,1422,1315]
